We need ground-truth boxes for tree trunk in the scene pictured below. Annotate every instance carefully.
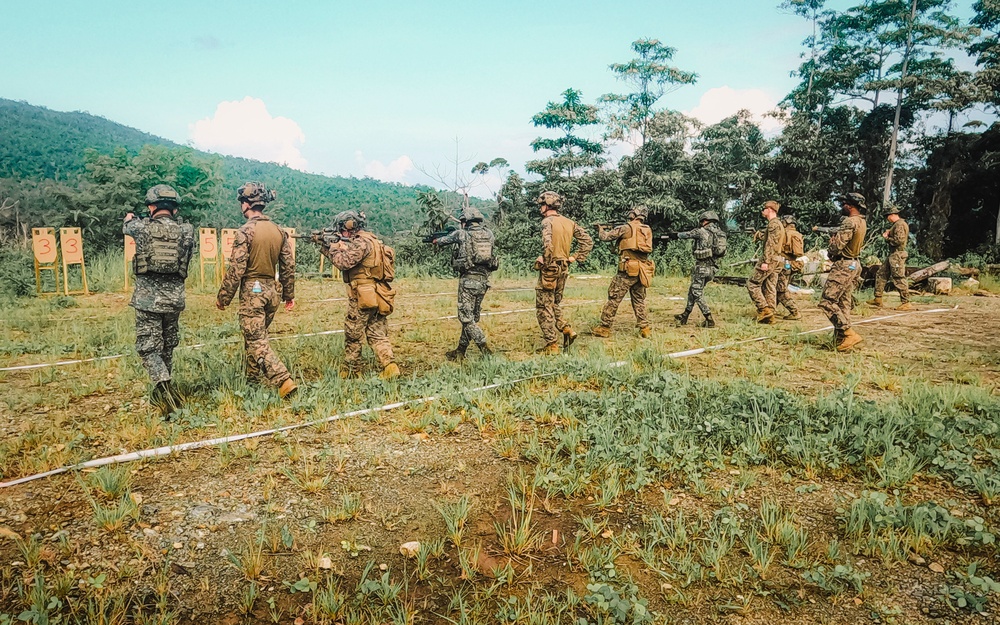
[923,162,959,260]
[882,0,918,209]
[995,201,1000,246]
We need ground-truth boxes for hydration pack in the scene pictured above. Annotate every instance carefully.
[709,224,728,258]
[455,228,498,272]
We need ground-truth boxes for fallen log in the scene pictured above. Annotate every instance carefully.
[906,261,950,284]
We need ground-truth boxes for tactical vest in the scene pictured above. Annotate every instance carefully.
[692,227,714,260]
[135,218,185,277]
[454,227,497,272]
[618,220,653,258]
[843,215,866,259]
[784,228,804,258]
[548,215,575,260]
[245,219,285,279]
[344,231,390,284]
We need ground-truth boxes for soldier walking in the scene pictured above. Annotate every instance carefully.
[746,200,785,324]
[673,211,727,328]
[216,182,298,398]
[775,214,804,320]
[870,206,912,311]
[321,210,400,379]
[432,206,498,360]
[533,191,593,354]
[819,192,868,352]
[592,205,654,338]
[124,184,194,416]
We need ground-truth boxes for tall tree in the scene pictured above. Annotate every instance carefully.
[971,0,1000,111]
[525,89,605,178]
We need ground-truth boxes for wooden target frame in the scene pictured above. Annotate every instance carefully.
[124,234,136,292]
[199,228,220,287]
[59,227,89,295]
[31,228,60,295]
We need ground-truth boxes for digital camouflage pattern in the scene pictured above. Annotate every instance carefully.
[324,234,395,370]
[676,226,718,317]
[874,218,910,302]
[747,217,785,312]
[134,309,180,384]
[536,213,592,345]
[597,223,649,329]
[819,215,867,331]
[436,225,493,353]
[217,216,295,387]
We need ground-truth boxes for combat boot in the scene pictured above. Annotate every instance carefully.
[756,308,775,324]
[537,342,560,355]
[702,315,716,328]
[895,302,914,311]
[478,344,493,357]
[674,312,689,326]
[150,382,168,415]
[783,312,802,320]
[639,327,652,338]
[163,380,183,414]
[380,363,401,380]
[591,325,611,338]
[562,326,578,348]
[836,328,864,352]
[869,297,883,308]
[445,348,466,361]
[278,378,298,399]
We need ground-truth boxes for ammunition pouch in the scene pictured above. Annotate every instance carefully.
[621,258,655,287]
[693,247,713,260]
[538,262,561,291]
[375,282,395,316]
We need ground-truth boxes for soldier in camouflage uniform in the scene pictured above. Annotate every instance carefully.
[871,206,912,311]
[321,210,400,379]
[592,205,654,338]
[673,211,725,328]
[819,192,868,352]
[746,200,785,324]
[124,184,195,416]
[775,214,804,320]
[216,182,298,398]
[534,191,594,354]
[432,207,498,360]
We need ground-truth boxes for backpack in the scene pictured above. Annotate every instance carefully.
[709,224,728,258]
[136,219,184,275]
[457,228,498,272]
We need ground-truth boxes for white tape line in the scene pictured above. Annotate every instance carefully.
[316,287,536,303]
[0,372,559,488]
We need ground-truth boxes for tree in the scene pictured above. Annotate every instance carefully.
[971,0,1000,111]
[602,39,698,153]
[525,89,605,178]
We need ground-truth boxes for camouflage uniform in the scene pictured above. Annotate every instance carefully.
[775,223,804,317]
[597,221,651,330]
[819,215,867,332]
[747,217,785,312]
[324,234,395,372]
[436,222,495,354]
[217,216,295,387]
[676,225,721,318]
[124,215,195,384]
[874,218,910,303]
[536,214,593,346]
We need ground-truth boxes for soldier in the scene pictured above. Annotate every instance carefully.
[871,206,912,311]
[534,191,594,354]
[673,211,727,328]
[775,214,805,321]
[819,192,868,351]
[216,182,298,398]
[592,205,654,338]
[321,210,400,379]
[432,206,498,360]
[124,184,195,416]
[746,200,785,324]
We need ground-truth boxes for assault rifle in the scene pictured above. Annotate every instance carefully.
[291,228,344,245]
[421,225,457,244]
[812,225,840,234]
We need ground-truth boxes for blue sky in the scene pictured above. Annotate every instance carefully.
[1,1,978,194]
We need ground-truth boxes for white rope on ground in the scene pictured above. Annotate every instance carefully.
[315,287,535,303]
[0,305,959,488]
[0,372,560,489]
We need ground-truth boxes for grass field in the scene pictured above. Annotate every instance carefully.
[0,268,998,624]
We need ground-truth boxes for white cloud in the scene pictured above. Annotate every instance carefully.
[189,97,307,170]
[360,153,415,183]
[686,87,783,133]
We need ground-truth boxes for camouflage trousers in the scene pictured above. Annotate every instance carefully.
[683,263,716,316]
[135,309,180,384]
[874,251,909,302]
[747,264,778,311]
[775,267,800,315]
[344,298,394,370]
[536,263,570,345]
[818,259,862,330]
[457,273,489,351]
[238,278,291,387]
[599,272,649,329]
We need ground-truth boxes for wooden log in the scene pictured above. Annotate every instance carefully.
[906,261,950,284]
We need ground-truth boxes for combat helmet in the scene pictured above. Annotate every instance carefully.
[698,210,720,224]
[238,181,276,208]
[836,192,867,211]
[145,184,180,210]
[334,210,366,232]
[535,191,563,209]
[628,204,650,221]
[886,205,901,215]
[460,207,485,223]
[781,214,797,226]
